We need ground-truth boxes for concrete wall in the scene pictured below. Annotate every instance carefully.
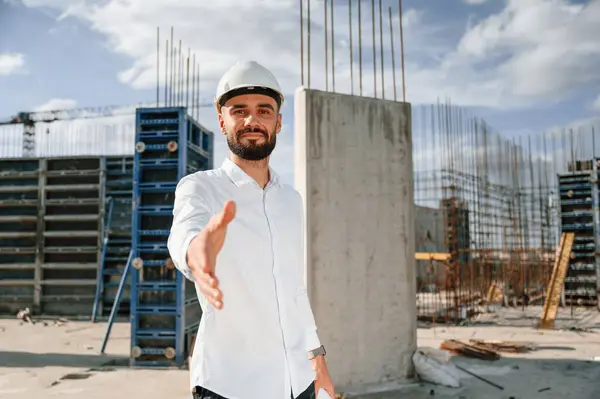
[294,88,417,394]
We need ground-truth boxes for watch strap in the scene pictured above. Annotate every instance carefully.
[308,345,326,359]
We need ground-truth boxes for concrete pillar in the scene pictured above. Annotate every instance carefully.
[294,88,417,394]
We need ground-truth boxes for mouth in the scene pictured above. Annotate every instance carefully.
[238,129,267,139]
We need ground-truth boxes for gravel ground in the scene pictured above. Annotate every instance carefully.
[1,306,600,399]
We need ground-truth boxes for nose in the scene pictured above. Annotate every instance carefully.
[243,113,257,126]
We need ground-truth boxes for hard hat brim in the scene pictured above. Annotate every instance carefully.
[216,85,284,109]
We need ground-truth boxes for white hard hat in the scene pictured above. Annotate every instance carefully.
[214,61,284,110]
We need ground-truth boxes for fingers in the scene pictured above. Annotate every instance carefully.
[194,271,223,310]
[213,200,236,230]
[198,279,223,309]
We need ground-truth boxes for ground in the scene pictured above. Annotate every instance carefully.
[1,306,599,399]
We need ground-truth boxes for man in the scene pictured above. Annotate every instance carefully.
[168,60,335,399]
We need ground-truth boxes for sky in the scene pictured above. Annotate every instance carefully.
[0,0,599,185]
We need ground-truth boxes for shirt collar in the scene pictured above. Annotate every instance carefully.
[221,157,281,189]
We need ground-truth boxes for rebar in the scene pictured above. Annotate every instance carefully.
[411,102,587,323]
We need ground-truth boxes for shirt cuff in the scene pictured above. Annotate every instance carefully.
[178,232,199,282]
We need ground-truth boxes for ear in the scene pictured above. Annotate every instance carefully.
[275,113,282,135]
[218,112,227,136]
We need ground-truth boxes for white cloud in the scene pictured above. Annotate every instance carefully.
[0,53,26,76]
[457,0,600,103]
[592,95,600,111]
[34,98,78,111]
[21,0,597,111]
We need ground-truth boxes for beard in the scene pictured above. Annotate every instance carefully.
[226,125,277,161]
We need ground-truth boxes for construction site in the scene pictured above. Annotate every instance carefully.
[2,1,600,399]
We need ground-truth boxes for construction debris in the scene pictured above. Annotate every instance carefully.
[16,308,34,324]
[413,347,462,388]
[453,364,504,391]
[439,338,535,361]
[468,339,535,353]
[440,339,500,361]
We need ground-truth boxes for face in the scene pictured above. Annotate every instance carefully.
[218,94,282,161]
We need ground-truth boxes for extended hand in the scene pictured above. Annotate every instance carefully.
[312,355,335,398]
[186,200,236,310]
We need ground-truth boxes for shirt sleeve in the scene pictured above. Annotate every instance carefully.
[296,191,322,352]
[167,174,212,283]
[297,289,322,351]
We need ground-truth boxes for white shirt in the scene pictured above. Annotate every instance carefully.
[168,157,321,399]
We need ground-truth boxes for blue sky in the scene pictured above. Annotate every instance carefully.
[0,0,599,183]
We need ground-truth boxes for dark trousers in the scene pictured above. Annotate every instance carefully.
[192,381,315,399]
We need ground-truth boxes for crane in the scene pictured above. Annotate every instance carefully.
[1,101,214,157]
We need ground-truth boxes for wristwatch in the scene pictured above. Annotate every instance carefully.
[307,345,326,360]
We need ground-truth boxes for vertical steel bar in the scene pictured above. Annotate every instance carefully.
[388,7,397,101]
[324,0,329,91]
[164,39,169,107]
[178,40,183,106]
[308,0,311,88]
[398,0,406,102]
[331,0,335,92]
[195,62,200,121]
[300,0,304,86]
[349,0,354,95]
[371,0,377,98]
[378,0,385,99]
[185,49,190,112]
[358,0,363,96]
[170,27,174,106]
[192,56,196,119]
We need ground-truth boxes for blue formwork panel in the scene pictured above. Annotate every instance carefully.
[558,169,599,307]
[130,106,213,367]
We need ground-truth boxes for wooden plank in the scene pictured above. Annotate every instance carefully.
[539,232,574,329]
[415,252,451,261]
